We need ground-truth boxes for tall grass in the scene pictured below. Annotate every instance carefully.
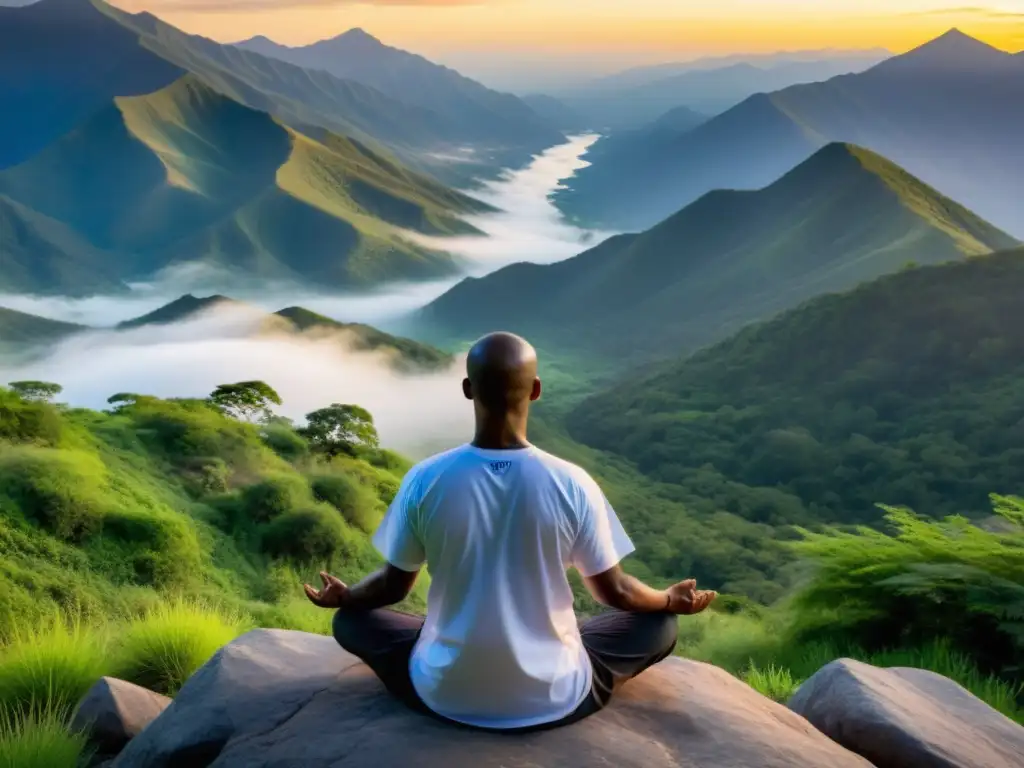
[0,703,88,768]
[0,614,107,721]
[111,600,249,695]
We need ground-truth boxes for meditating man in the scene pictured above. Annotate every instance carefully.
[303,331,717,732]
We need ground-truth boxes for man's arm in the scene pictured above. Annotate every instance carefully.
[584,566,717,615]
[304,564,419,612]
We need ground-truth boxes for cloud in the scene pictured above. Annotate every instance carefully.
[0,304,474,459]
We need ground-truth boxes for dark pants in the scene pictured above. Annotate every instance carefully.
[332,608,679,733]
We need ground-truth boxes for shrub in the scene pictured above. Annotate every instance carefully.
[788,497,1024,678]
[0,389,62,446]
[744,664,799,703]
[178,456,230,495]
[93,509,203,589]
[260,423,309,462]
[0,702,88,768]
[0,614,107,721]
[240,474,311,524]
[260,504,349,563]
[0,448,108,541]
[112,600,247,695]
[310,472,381,534]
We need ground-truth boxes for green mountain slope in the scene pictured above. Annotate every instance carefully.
[420,143,1018,366]
[558,30,1024,238]
[0,0,183,169]
[0,75,484,291]
[0,195,125,295]
[273,307,454,372]
[1,0,558,181]
[565,247,1024,529]
[0,306,84,344]
[112,296,453,372]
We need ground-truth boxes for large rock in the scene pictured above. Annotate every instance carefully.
[113,628,871,768]
[788,658,1024,768]
[72,677,171,759]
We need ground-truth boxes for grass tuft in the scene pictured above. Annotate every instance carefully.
[0,614,106,722]
[0,703,88,768]
[111,600,249,695]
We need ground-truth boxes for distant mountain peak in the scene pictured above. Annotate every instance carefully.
[887,27,1011,69]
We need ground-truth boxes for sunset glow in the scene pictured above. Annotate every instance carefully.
[109,0,1024,60]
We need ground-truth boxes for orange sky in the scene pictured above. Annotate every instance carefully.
[110,1,1024,63]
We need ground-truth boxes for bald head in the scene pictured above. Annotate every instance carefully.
[463,332,541,412]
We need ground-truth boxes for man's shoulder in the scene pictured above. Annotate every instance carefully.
[410,444,472,478]
[529,448,598,489]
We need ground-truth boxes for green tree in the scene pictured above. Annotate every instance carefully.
[209,382,282,423]
[301,404,379,456]
[9,381,62,403]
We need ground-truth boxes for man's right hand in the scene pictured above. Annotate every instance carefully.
[666,579,717,615]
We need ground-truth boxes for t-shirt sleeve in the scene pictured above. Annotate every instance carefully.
[372,469,426,572]
[570,472,636,578]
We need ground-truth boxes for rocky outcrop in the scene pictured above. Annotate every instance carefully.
[788,658,1024,768]
[71,677,171,762]
[112,629,872,768]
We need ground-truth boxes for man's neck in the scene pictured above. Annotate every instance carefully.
[472,415,530,451]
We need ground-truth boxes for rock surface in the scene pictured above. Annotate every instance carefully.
[788,658,1024,768]
[113,628,872,768]
[72,677,172,759]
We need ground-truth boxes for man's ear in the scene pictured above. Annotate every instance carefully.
[462,378,473,400]
[530,377,542,402]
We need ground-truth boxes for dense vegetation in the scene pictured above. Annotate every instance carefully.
[568,248,1024,529]
[0,381,425,643]
[420,144,1017,368]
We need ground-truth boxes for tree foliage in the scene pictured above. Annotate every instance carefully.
[8,381,62,403]
[209,381,282,423]
[301,404,379,456]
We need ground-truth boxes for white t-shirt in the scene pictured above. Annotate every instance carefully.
[372,443,635,730]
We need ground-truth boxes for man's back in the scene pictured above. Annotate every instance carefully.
[373,443,634,729]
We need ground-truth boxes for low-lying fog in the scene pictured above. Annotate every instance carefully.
[0,136,609,455]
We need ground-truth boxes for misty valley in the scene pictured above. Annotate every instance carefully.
[1,0,1023,765]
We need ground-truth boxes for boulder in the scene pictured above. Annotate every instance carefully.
[71,677,172,759]
[113,628,872,768]
[788,658,1024,768]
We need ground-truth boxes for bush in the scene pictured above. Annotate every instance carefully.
[0,389,62,446]
[310,472,381,534]
[0,614,106,721]
[112,600,247,695]
[260,504,349,563]
[0,702,88,768]
[178,456,230,496]
[260,423,309,462]
[0,448,108,541]
[744,664,799,703]
[93,509,203,589]
[240,474,311,524]
[788,496,1024,678]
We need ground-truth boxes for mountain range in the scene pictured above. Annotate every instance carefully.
[556,30,1024,238]
[543,52,889,130]
[0,73,490,294]
[1,0,562,183]
[418,143,1018,366]
[565,245,1024,524]
[3,294,452,372]
[235,30,560,157]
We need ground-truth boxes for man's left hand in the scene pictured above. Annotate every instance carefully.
[303,571,350,609]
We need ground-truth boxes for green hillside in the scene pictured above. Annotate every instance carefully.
[273,307,453,372]
[0,307,84,345]
[0,195,125,296]
[1,0,559,183]
[420,143,1017,368]
[566,247,1024,529]
[116,294,238,329]
[0,75,485,292]
[557,30,1024,238]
